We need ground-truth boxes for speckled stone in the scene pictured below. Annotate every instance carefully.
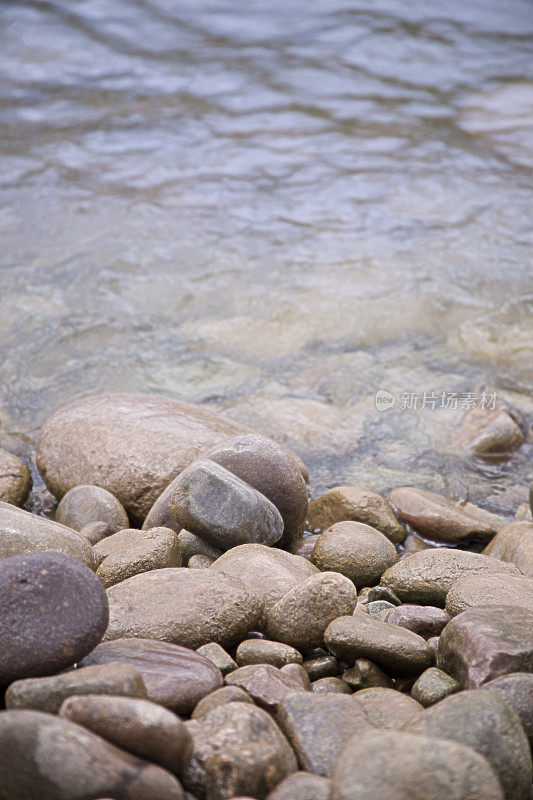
[0,449,31,507]
[236,639,303,668]
[445,572,533,616]
[225,664,306,713]
[191,686,254,720]
[385,604,451,638]
[195,643,237,675]
[95,527,181,587]
[342,659,393,690]
[0,551,108,685]
[307,486,405,543]
[483,521,533,576]
[352,687,422,729]
[55,484,129,533]
[410,667,459,707]
[311,521,398,588]
[312,677,352,694]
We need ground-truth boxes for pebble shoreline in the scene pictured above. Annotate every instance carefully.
[0,393,531,800]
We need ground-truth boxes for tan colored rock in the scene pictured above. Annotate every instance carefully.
[380,548,521,605]
[266,572,357,650]
[178,530,223,564]
[95,527,180,587]
[236,639,302,668]
[0,710,185,799]
[210,543,318,623]
[0,501,95,568]
[5,663,148,713]
[104,567,261,649]
[307,486,405,543]
[59,694,193,775]
[483,521,533,576]
[195,642,237,675]
[387,487,507,543]
[312,677,352,694]
[462,408,525,455]
[55,485,129,533]
[352,687,422,729]
[445,572,533,616]
[0,449,31,507]
[311,522,398,587]
[191,686,254,720]
[36,393,252,525]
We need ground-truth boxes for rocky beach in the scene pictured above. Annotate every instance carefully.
[0,392,531,799]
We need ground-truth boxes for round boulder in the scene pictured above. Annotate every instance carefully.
[311,522,398,588]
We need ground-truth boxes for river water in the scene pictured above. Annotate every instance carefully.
[1,0,532,517]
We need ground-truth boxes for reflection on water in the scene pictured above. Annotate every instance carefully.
[1,0,532,514]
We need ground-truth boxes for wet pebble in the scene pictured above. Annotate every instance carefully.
[0,449,31,507]
[410,667,459,707]
[483,520,533,576]
[385,604,451,638]
[445,572,533,616]
[195,642,237,675]
[236,639,303,668]
[55,484,129,534]
[94,527,181,587]
[225,664,306,713]
[311,521,398,587]
[191,685,254,720]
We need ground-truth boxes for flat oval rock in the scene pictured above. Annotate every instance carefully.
[81,638,223,714]
[104,567,262,649]
[437,605,533,688]
[36,393,253,524]
[380,548,521,606]
[0,501,95,568]
[0,551,108,685]
[0,709,184,800]
[169,459,284,550]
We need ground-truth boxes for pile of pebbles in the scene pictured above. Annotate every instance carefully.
[0,393,531,800]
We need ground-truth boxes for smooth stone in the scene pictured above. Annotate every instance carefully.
[302,654,339,681]
[279,664,311,690]
[437,605,533,688]
[403,689,532,800]
[385,604,451,638]
[410,667,459,707]
[188,553,214,569]
[466,409,525,454]
[312,677,352,694]
[81,638,223,714]
[6,662,147,713]
[95,527,181,587]
[366,600,395,620]
[183,702,297,799]
[0,551,108,685]
[0,449,31,507]
[36,393,253,525]
[236,639,303,668]
[401,532,434,553]
[427,636,440,655]
[352,687,422,729]
[380,548,521,606]
[277,692,371,776]
[225,664,305,713]
[330,730,504,800]
[55,484,129,533]
[177,530,223,564]
[366,586,401,605]
[0,501,95,568]
[210,544,318,623]
[445,572,533,616]
[483,521,533,576]
[59,694,193,775]
[515,502,532,521]
[104,567,261,649]
[387,487,507,544]
[191,686,254,720]
[79,521,113,545]
[0,709,184,799]
[265,571,357,650]
[203,433,308,546]
[325,614,434,676]
[195,643,237,675]
[311,522,398,588]
[307,486,405,543]
[289,534,320,560]
[481,673,533,746]
[342,659,393,690]
[169,459,284,550]
[266,772,329,800]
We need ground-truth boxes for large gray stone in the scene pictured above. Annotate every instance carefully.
[0,709,184,799]
[169,459,283,550]
[404,689,532,800]
[36,393,252,525]
[0,501,95,568]
[104,567,261,649]
[380,548,520,605]
[81,638,223,715]
[330,730,504,800]
[0,551,108,685]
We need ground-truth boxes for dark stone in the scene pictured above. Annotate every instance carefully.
[481,673,533,746]
[191,686,254,720]
[385,604,451,638]
[225,664,305,713]
[0,551,108,685]
[352,687,422,729]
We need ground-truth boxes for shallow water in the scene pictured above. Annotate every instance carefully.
[1,0,532,515]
